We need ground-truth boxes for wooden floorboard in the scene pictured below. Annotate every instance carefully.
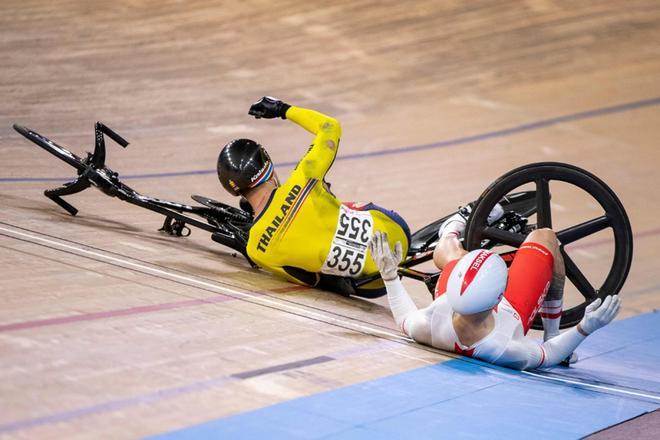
[1,1,659,437]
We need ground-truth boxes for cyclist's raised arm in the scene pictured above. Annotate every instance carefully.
[248,96,341,180]
[286,106,341,179]
[369,231,432,344]
[384,277,433,344]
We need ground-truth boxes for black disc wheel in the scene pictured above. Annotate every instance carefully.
[465,162,633,329]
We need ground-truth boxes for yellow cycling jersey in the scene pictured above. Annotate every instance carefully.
[246,106,409,287]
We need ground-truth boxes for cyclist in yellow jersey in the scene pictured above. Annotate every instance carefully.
[216,96,410,298]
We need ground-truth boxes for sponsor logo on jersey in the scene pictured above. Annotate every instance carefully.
[521,243,550,256]
[528,280,551,327]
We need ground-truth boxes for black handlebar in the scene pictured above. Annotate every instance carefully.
[92,122,128,168]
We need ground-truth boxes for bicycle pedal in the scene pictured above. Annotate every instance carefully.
[159,217,191,237]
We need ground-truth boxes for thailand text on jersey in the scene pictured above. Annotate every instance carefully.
[246,106,409,285]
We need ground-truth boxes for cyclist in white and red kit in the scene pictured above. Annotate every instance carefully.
[369,207,620,370]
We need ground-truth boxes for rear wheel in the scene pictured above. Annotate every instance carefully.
[465,162,633,329]
[408,191,537,255]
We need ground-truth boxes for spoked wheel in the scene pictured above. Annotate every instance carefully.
[465,162,633,329]
[408,191,537,255]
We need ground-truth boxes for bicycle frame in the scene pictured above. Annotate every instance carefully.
[13,122,534,290]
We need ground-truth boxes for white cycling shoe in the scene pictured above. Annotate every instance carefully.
[438,202,504,239]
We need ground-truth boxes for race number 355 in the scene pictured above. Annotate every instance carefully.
[325,245,364,275]
[322,207,373,277]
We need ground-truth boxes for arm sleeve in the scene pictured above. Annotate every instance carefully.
[495,328,587,370]
[384,279,433,345]
[538,327,586,367]
[285,106,341,179]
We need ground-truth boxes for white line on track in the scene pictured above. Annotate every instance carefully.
[521,370,660,402]
[3,224,659,403]
[0,225,411,343]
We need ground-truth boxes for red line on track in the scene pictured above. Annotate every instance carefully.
[0,285,310,333]
[4,226,658,334]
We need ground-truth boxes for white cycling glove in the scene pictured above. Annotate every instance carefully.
[578,295,621,335]
[368,231,402,281]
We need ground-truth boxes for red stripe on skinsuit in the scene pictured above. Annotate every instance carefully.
[460,251,494,295]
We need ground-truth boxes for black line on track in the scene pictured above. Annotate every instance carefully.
[231,356,335,380]
[0,354,337,434]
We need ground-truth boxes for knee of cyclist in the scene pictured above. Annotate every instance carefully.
[433,237,467,269]
[526,228,558,252]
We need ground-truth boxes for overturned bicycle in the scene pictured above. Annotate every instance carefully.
[13,122,633,330]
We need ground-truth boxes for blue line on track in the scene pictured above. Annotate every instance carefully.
[2,96,660,183]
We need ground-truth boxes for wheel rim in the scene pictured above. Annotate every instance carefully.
[465,162,633,329]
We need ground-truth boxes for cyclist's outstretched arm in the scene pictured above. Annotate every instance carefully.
[498,295,621,370]
[249,96,341,179]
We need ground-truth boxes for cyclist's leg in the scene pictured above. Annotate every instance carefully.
[433,234,467,270]
[316,274,387,298]
[504,229,556,334]
[316,273,354,297]
[528,229,566,340]
[353,278,387,298]
[431,234,468,300]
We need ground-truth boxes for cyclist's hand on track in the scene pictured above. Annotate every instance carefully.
[369,231,402,281]
[578,295,621,335]
[249,96,291,119]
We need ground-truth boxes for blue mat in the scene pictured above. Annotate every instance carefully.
[151,311,660,439]
[542,311,660,395]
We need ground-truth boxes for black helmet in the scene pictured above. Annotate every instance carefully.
[217,139,273,196]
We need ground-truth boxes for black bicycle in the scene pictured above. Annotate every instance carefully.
[13,122,633,329]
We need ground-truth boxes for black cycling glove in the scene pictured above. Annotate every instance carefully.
[248,96,291,119]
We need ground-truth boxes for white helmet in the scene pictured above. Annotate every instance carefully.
[447,249,508,314]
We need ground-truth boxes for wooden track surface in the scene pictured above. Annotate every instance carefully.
[1,1,659,437]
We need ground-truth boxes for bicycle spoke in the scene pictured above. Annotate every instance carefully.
[557,216,611,245]
[561,249,597,300]
[481,227,526,247]
[535,178,552,228]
